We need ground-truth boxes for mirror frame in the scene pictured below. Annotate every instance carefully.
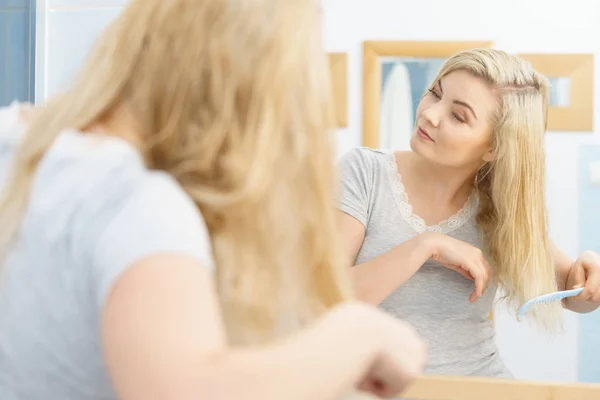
[403,375,600,400]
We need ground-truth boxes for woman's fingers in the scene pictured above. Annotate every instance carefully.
[442,263,475,281]
[468,260,490,303]
[439,244,492,303]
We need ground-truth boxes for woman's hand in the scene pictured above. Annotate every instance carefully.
[335,303,427,398]
[567,250,600,305]
[421,232,492,303]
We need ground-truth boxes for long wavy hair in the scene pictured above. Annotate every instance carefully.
[430,48,562,330]
[0,0,353,344]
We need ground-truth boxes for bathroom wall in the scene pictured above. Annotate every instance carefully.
[29,0,600,383]
[34,0,122,102]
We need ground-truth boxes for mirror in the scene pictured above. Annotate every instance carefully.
[548,76,571,108]
[361,40,599,388]
[380,57,446,150]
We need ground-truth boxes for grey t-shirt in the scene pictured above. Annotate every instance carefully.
[338,147,511,378]
[0,103,214,399]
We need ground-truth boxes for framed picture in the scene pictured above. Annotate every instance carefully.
[518,53,594,131]
[362,40,494,148]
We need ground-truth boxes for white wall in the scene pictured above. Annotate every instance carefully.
[34,0,124,103]
[34,0,600,383]
[323,0,600,382]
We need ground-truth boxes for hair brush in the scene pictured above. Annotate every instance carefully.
[517,287,584,318]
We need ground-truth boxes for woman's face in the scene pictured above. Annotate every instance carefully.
[410,69,497,169]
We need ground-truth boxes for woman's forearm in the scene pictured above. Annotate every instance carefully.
[351,234,434,305]
[187,304,381,400]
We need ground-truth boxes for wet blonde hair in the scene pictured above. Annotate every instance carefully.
[0,0,352,344]
[431,48,561,330]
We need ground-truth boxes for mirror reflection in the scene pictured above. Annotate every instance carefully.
[362,42,600,392]
[380,57,446,150]
[548,76,571,107]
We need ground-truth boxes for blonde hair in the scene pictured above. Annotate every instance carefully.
[431,48,561,330]
[0,0,352,344]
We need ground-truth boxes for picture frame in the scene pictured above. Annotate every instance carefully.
[517,53,594,131]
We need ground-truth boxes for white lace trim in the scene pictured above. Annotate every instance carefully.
[385,152,477,234]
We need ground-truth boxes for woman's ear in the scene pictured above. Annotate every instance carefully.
[482,150,494,162]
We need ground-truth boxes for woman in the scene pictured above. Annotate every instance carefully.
[0,1,427,399]
[339,48,600,377]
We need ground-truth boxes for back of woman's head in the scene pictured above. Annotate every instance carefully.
[432,48,561,330]
[0,0,352,343]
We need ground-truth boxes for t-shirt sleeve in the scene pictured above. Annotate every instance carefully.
[337,147,374,227]
[69,143,214,310]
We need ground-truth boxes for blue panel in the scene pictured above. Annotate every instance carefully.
[27,0,35,101]
[49,0,128,7]
[0,0,34,107]
[3,0,29,9]
[577,144,600,383]
[5,9,28,104]
[404,61,430,119]
[0,11,6,105]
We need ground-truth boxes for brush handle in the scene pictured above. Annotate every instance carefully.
[536,287,584,302]
[518,287,584,317]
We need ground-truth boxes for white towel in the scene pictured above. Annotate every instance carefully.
[379,63,414,151]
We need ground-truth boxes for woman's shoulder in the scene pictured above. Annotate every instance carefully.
[37,129,157,199]
[340,146,392,160]
[1,107,214,312]
[51,131,198,213]
[23,128,207,253]
[0,103,201,235]
[338,146,394,171]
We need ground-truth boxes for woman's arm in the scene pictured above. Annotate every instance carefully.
[552,240,575,293]
[340,212,433,305]
[340,211,491,305]
[102,253,424,400]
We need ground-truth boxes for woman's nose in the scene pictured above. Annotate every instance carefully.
[421,105,441,128]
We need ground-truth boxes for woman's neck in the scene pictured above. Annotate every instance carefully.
[84,107,143,149]
[399,151,479,207]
